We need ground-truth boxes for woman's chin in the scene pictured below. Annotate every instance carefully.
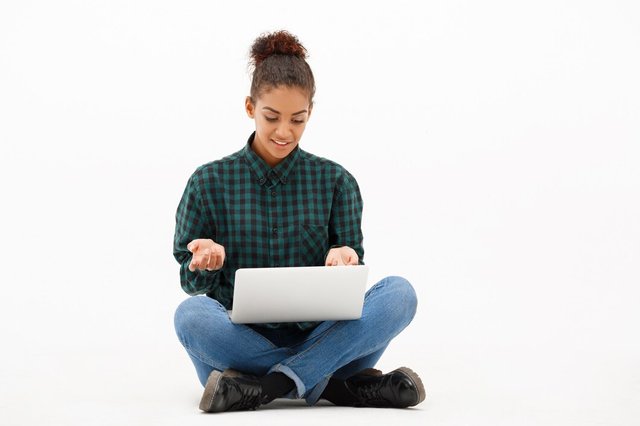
[270,144,296,157]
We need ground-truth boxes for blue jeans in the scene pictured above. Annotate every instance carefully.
[173,275,418,405]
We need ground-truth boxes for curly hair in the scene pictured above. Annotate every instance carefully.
[247,30,316,107]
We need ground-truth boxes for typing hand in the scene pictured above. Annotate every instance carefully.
[325,246,358,266]
[187,239,226,271]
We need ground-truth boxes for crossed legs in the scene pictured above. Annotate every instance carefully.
[174,276,420,409]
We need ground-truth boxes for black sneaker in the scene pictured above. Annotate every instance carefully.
[344,367,426,408]
[199,369,265,413]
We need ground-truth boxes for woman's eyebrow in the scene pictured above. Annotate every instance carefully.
[262,106,307,115]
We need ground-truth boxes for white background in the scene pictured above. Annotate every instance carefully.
[1,1,639,425]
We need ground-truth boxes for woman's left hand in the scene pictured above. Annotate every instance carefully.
[325,246,359,266]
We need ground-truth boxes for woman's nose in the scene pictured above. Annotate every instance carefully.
[276,123,293,140]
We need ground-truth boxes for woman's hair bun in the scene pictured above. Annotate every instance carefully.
[250,30,308,67]
[247,29,315,104]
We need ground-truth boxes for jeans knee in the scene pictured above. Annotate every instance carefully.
[385,275,418,323]
[174,296,208,343]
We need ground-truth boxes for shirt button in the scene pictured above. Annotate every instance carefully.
[271,191,276,197]
[272,227,278,235]
[259,178,266,184]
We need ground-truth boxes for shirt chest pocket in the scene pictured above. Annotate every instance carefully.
[298,223,329,266]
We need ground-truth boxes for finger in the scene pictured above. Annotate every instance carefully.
[214,252,223,270]
[210,249,220,270]
[210,254,218,270]
[190,255,199,271]
[188,240,199,253]
[215,248,225,270]
[207,248,216,270]
[218,247,225,269]
[203,249,212,270]
[342,247,357,265]
[332,259,338,266]
[199,254,208,271]
[196,254,205,270]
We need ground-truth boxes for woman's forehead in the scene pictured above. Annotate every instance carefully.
[256,86,310,112]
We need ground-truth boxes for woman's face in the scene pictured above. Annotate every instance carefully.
[245,85,312,167]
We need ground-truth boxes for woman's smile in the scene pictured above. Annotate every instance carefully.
[272,139,293,147]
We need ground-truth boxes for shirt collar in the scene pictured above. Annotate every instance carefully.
[242,130,300,186]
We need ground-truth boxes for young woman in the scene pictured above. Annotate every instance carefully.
[173,30,425,413]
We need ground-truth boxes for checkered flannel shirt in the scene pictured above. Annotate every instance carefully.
[173,131,364,331]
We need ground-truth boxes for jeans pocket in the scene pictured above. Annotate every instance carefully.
[299,223,328,266]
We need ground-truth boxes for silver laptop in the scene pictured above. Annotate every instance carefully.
[229,265,369,324]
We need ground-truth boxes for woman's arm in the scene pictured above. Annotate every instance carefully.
[326,170,365,265]
[173,169,223,295]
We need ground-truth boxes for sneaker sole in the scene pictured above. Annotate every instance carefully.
[394,366,426,406]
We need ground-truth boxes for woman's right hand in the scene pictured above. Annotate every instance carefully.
[187,239,226,272]
[325,246,359,266]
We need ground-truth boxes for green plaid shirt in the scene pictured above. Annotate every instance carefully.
[173,131,364,331]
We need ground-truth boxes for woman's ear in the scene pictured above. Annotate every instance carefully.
[245,96,255,118]
[307,102,313,120]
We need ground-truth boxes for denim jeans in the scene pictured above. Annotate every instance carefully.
[173,275,418,405]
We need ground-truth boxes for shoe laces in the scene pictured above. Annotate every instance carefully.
[233,383,262,410]
[356,380,385,403]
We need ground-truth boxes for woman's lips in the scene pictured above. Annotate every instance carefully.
[271,139,293,146]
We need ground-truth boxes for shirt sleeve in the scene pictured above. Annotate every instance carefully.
[173,168,222,295]
[327,170,365,265]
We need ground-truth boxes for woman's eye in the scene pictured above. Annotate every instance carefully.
[264,116,304,124]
